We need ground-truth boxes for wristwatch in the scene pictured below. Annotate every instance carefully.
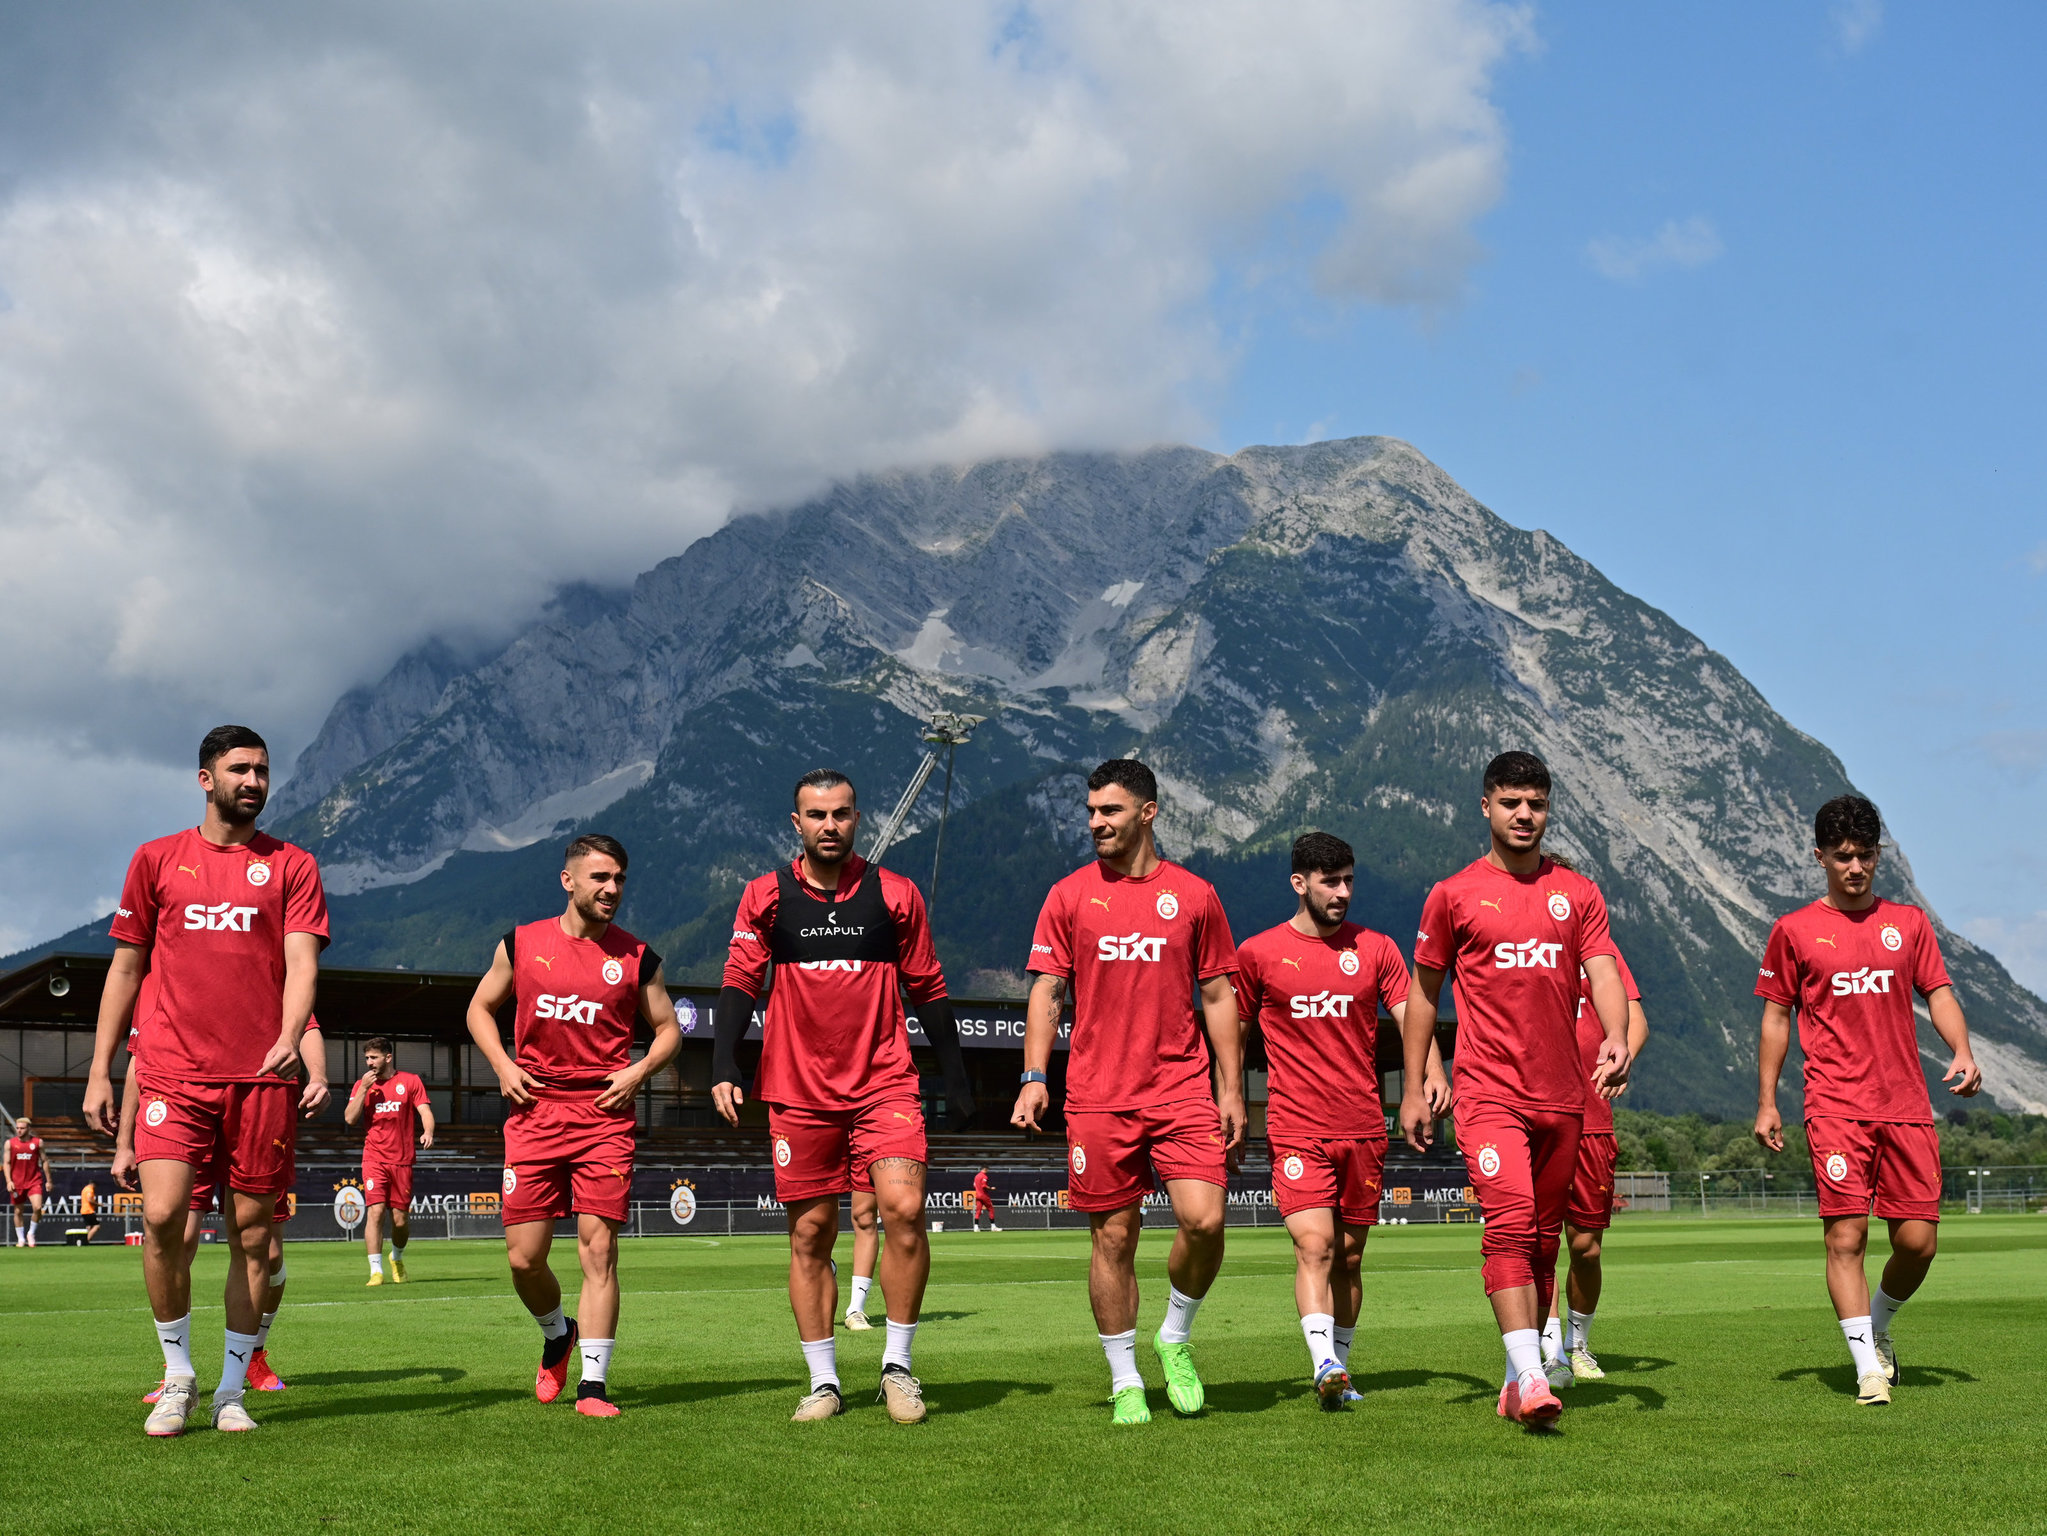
[1019,1070,1048,1085]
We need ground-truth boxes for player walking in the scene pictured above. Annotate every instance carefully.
[344,1036,434,1285]
[82,725,331,1437]
[1398,752,1631,1428]
[465,834,682,1418]
[971,1167,999,1232]
[713,769,974,1424]
[1543,937,1649,1386]
[1011,759,1244,1426]
[1234,833,1449,1410]
[1753,794,1979,1407]
[843,1186,881,1330]
[7,1118,50,1246]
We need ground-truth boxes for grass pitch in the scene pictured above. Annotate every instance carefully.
[2,1216,2042,1535]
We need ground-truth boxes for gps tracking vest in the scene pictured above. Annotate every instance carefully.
[768,864,901,972]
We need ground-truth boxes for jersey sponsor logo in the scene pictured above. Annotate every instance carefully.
[1474,1143,1502,1178]
[245,861,271,887]
[1069,1142,1087,1175]
[1546,891,1572,921]
[183,901,259,932]
[117,906,133,918]
[773,1136,792,1168]
[732,928,759,943]
[1338,950,1360,976]
[501,1166,518,1194]
[1156,890,1180,920]
[798,922,868,939]
[535,993,604,1023]
[1830,967,1895,996]
[1879,923,1903,952]
[1289,990,1353,1019]
[1823,1151,1849,1183]
[1757,967,1775,979]
[1096,933,1167,962]
[1281,1154,1304,1181]
[798,958,866,973]
[144,1098,169,1128]
[373,1100,407,1115]
[1031,943,1054,955]
[602,957,625,985]
[1493,939,1564,969]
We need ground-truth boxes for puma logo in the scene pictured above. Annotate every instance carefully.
[1479,898,1503,913]
[533,955,555,970]
[1281,957,1301,970]
[1816,935,1837,949]
[1090,896,1112,911]
[177,864,202,879]
[228,1349,246,1362]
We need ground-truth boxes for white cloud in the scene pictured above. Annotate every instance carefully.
[0,1,1529,952]
[1830,0,1885,55]
[1586,216,1724,282]
[1960,911,2047,997]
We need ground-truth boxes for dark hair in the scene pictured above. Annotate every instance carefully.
[1086,757,1158,805]
[364,1036,395,1057]
[564,832,629,871]
[1482,750,1550,795]
[1545,851,1577,873]
[1291,831,1354,876]
[199,724,267,771]
[1814,794,1882,852]
[793,768,855,807]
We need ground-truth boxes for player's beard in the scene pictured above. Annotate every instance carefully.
[211,778,266,827]
[572,888,617,928]
[1309,892,1348,928]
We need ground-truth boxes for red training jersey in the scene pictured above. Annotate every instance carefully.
[507,918,658,1090]
[1755,898,1949,1124]
[361,1071,428,1164]
[110,828,329,1083]
[1027,858,1237,1113]
[723,855,946,1111]
[1234,920,1409,1141]
[7,1137,43,1185]
[1414,856,1617,1113]
[1574,950,1641,1133]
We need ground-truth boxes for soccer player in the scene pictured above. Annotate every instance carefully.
[843,1185,881,1330]
[465,833,682,1418]
[82,724,331,1437]
[1753,794,1980,1407]
[1234,832,1450,1410]
[7,1117,50,1246]
[1398,751,1631,1428]
[1010,758,1244,1426]
[971,1166,999,1232]
[713,769,974,1424]
[1542,931,1649,1387]
[344,1035,435,1285]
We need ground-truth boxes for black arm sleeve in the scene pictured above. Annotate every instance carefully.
[713,985,756,1087]
[919,996,977,1130]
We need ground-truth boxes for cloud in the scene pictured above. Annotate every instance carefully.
[0,1,1529,951]
[1959,911,2047,997]
[1586,216,1724,282]
[1830,0,1884,55]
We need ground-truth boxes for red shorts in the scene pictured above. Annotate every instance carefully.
[1065,1098,1227,1213]
[768,1096,927,1203]
[1567,1131,1619,1231]
[9,1181,43,1203]
[502,1091,636,1224]
[362,1159,415,1211]
[1459,1100,1582,1298]
[1271,1137,1387,1225]
[1807,1117,1942,1222]
[135,1078,295,1198]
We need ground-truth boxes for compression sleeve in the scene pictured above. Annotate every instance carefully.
[713,985,756,1087]
[918,996,977,1131]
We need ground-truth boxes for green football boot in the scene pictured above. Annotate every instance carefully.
[1111,1385,1151,1424]
[1152,1333,1205,1416]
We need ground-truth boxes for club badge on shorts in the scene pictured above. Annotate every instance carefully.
[144,1099,168,1128]
[1824,1151,1849,1182]
[1475,1142,1502,1178]
[502,1166,518,1194]
[1281,1154,1304,1181]
[1070,1142,1087,1176]
[1546,891,1571,921]
[774,1136,792,1168]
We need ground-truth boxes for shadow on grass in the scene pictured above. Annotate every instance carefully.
[925,1377,1056,1413]
[1567,1382,1665,1411]
[1589,1354,1675,1375]
[1202,1378,1314,1413]
[625,1377,794,1408]
[283,1367,469,1387]
[1352,1368,1497,1405]
[263,1385,525,1421]
[909,1310,977,1323]
[1778,1363,1977,1397]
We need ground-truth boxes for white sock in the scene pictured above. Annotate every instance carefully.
[1870,1286,1903,1338]
[883,1318,918,1372]
[580,1338,614,1384]
[1540,1315,1563,1362]
[155,1314,195,1378]
[1158,1285,1203,1344]
[271,1261,288,1286]
[217,1328,260,1398]
[534,1305,569,1341]
[392,1237,406,1257]
[1567,1307,1594,1351]
[255,1310,277,1349]
[1503,1327,1544,1388]
[1840,1315,1881,1378]
[1300,1312,1338,1374]
[801,1336,839,1392]
[1099,1329,1143,1393]
[1332,1323,1355,1369]
[849,1275,875,1316]
[368,1252,383,1275]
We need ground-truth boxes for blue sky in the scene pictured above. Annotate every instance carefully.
[1212,2,2047,984]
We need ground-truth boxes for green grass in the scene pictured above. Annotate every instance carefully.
[3,1216,2043,1534]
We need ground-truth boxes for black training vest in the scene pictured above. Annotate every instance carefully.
[767,864,902,967]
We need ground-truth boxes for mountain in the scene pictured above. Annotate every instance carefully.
[18,438,2047,1117]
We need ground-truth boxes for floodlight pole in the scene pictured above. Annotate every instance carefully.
[867,710,985,874]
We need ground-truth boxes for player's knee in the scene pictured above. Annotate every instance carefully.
[1180,1206,1224,1245]
[1570,1231,1602,1264]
